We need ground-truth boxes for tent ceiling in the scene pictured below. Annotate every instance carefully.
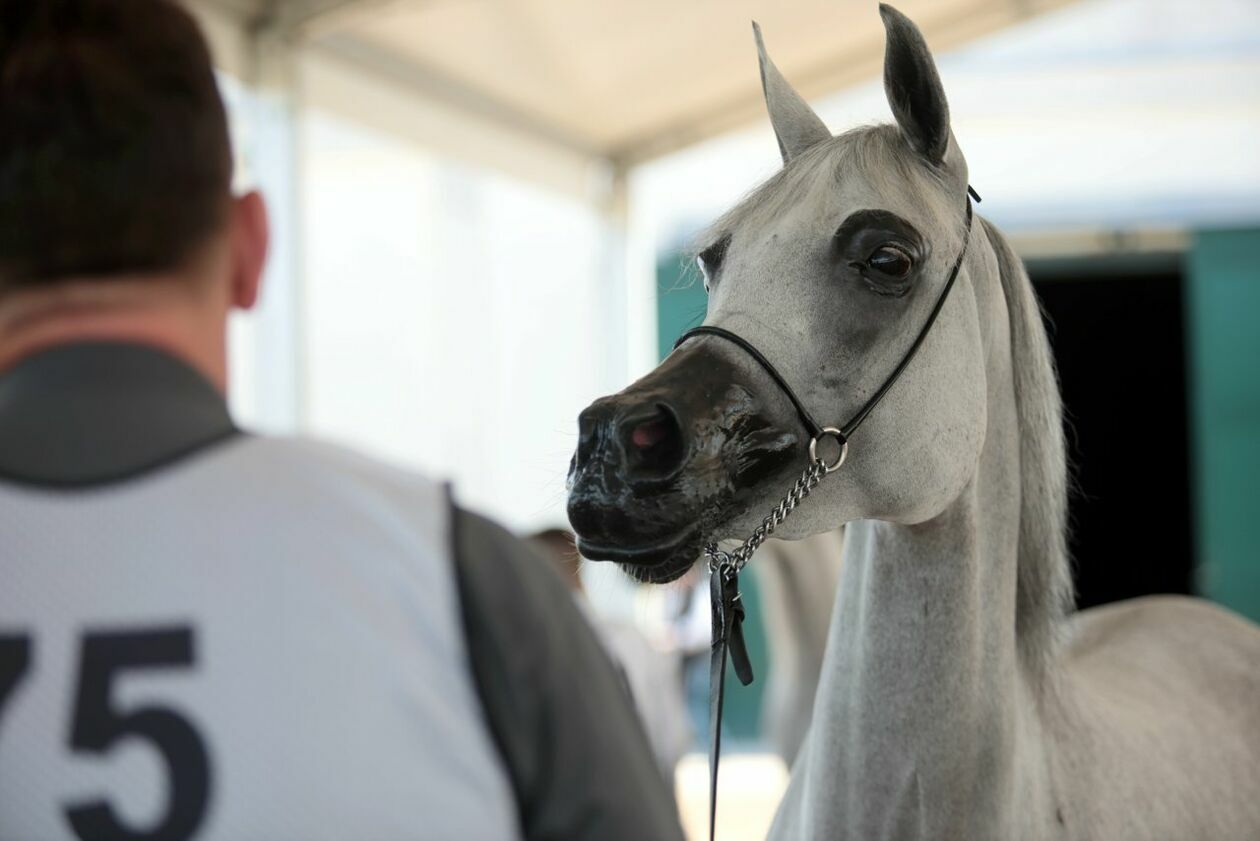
[201,0,1078,166]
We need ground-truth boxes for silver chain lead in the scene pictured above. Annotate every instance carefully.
[703,457,830,574]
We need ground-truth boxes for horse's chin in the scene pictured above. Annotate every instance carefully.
[619,553,699,584]
[576,529,704,584]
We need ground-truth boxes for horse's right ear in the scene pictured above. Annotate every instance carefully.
[879,4,950,164]
[754,22,831,164]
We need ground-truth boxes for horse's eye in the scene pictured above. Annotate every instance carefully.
[866,245,913,280]
[697,235,731,292]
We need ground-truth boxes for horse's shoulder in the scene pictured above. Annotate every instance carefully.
[1056,595,1260,712]
[1046,597,1260,835]
[1065,595,1260,654]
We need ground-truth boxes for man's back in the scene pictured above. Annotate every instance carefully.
[2,436,522,839]
[0,345,682,841]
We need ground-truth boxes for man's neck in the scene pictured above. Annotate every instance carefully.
[0,277,228,392]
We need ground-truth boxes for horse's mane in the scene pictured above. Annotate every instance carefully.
[981,216,1075,676]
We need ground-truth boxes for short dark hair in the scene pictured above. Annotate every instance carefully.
[0,0,233,288]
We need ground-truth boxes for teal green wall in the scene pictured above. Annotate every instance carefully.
[656,254,769,741]
[1187,229,1260,623]
[656,255,708,362]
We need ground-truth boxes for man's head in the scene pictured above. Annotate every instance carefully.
[0,0,267,387]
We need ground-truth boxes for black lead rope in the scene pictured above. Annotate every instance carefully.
[675,189,978,841]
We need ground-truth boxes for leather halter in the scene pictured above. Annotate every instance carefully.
[675,188,978,446]
[673,187,979,841]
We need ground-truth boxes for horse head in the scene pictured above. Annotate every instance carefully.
[567,5,989,583]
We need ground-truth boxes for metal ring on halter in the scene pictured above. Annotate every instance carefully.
[705,546,731,574]
[809,427,848,474]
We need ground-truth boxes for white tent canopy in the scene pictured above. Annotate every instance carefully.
[633,0,1260,248]
[190,0,1078,198]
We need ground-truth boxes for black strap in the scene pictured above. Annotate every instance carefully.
[677,325,825,440]
[836,197,975,439]
[675,195,976,446]
[678,191,979,841]
[708,565,753,841]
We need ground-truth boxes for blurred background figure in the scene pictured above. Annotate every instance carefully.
[529,528,692,782]
[755,529,845,765]
[656,530,843,763]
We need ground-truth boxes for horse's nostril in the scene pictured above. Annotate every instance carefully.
[630,417,671,451]
[621,404,686,481]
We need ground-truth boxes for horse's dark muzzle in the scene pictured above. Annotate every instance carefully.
[566,341,801,578]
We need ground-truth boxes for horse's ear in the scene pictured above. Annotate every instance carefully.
[879,4,950,164]
[754,22,831,164]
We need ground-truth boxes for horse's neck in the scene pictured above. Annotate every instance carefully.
[783,332,1050,838]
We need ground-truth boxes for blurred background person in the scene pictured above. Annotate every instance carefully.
[658,531,843,767]
[0,2,683,839]
[529,528,692,782]
[754,529,844,766]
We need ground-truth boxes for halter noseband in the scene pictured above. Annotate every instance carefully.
[673,188,978,841]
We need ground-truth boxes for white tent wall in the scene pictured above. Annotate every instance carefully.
[189,1,629,530]
[219,73,305,435]
[298,108,614,528]
[295,45,628,530]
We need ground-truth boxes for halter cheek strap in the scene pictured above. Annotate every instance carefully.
[673,189,978,841]
[674,193,976,451]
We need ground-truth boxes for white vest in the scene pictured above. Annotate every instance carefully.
[0,436,522,841]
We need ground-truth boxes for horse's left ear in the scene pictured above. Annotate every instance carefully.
[879,4,950,165]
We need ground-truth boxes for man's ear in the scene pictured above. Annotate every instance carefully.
[229,190,268,310]
[879,4,950,164]
[754,22,831,164]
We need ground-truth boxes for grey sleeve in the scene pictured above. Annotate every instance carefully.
[449,502,686,841]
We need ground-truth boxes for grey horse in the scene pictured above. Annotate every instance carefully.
[567,5,1260,838]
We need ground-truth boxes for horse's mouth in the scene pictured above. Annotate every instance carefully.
[576,528,704,584]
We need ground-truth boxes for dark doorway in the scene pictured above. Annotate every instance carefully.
[1030,257,1195,609]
